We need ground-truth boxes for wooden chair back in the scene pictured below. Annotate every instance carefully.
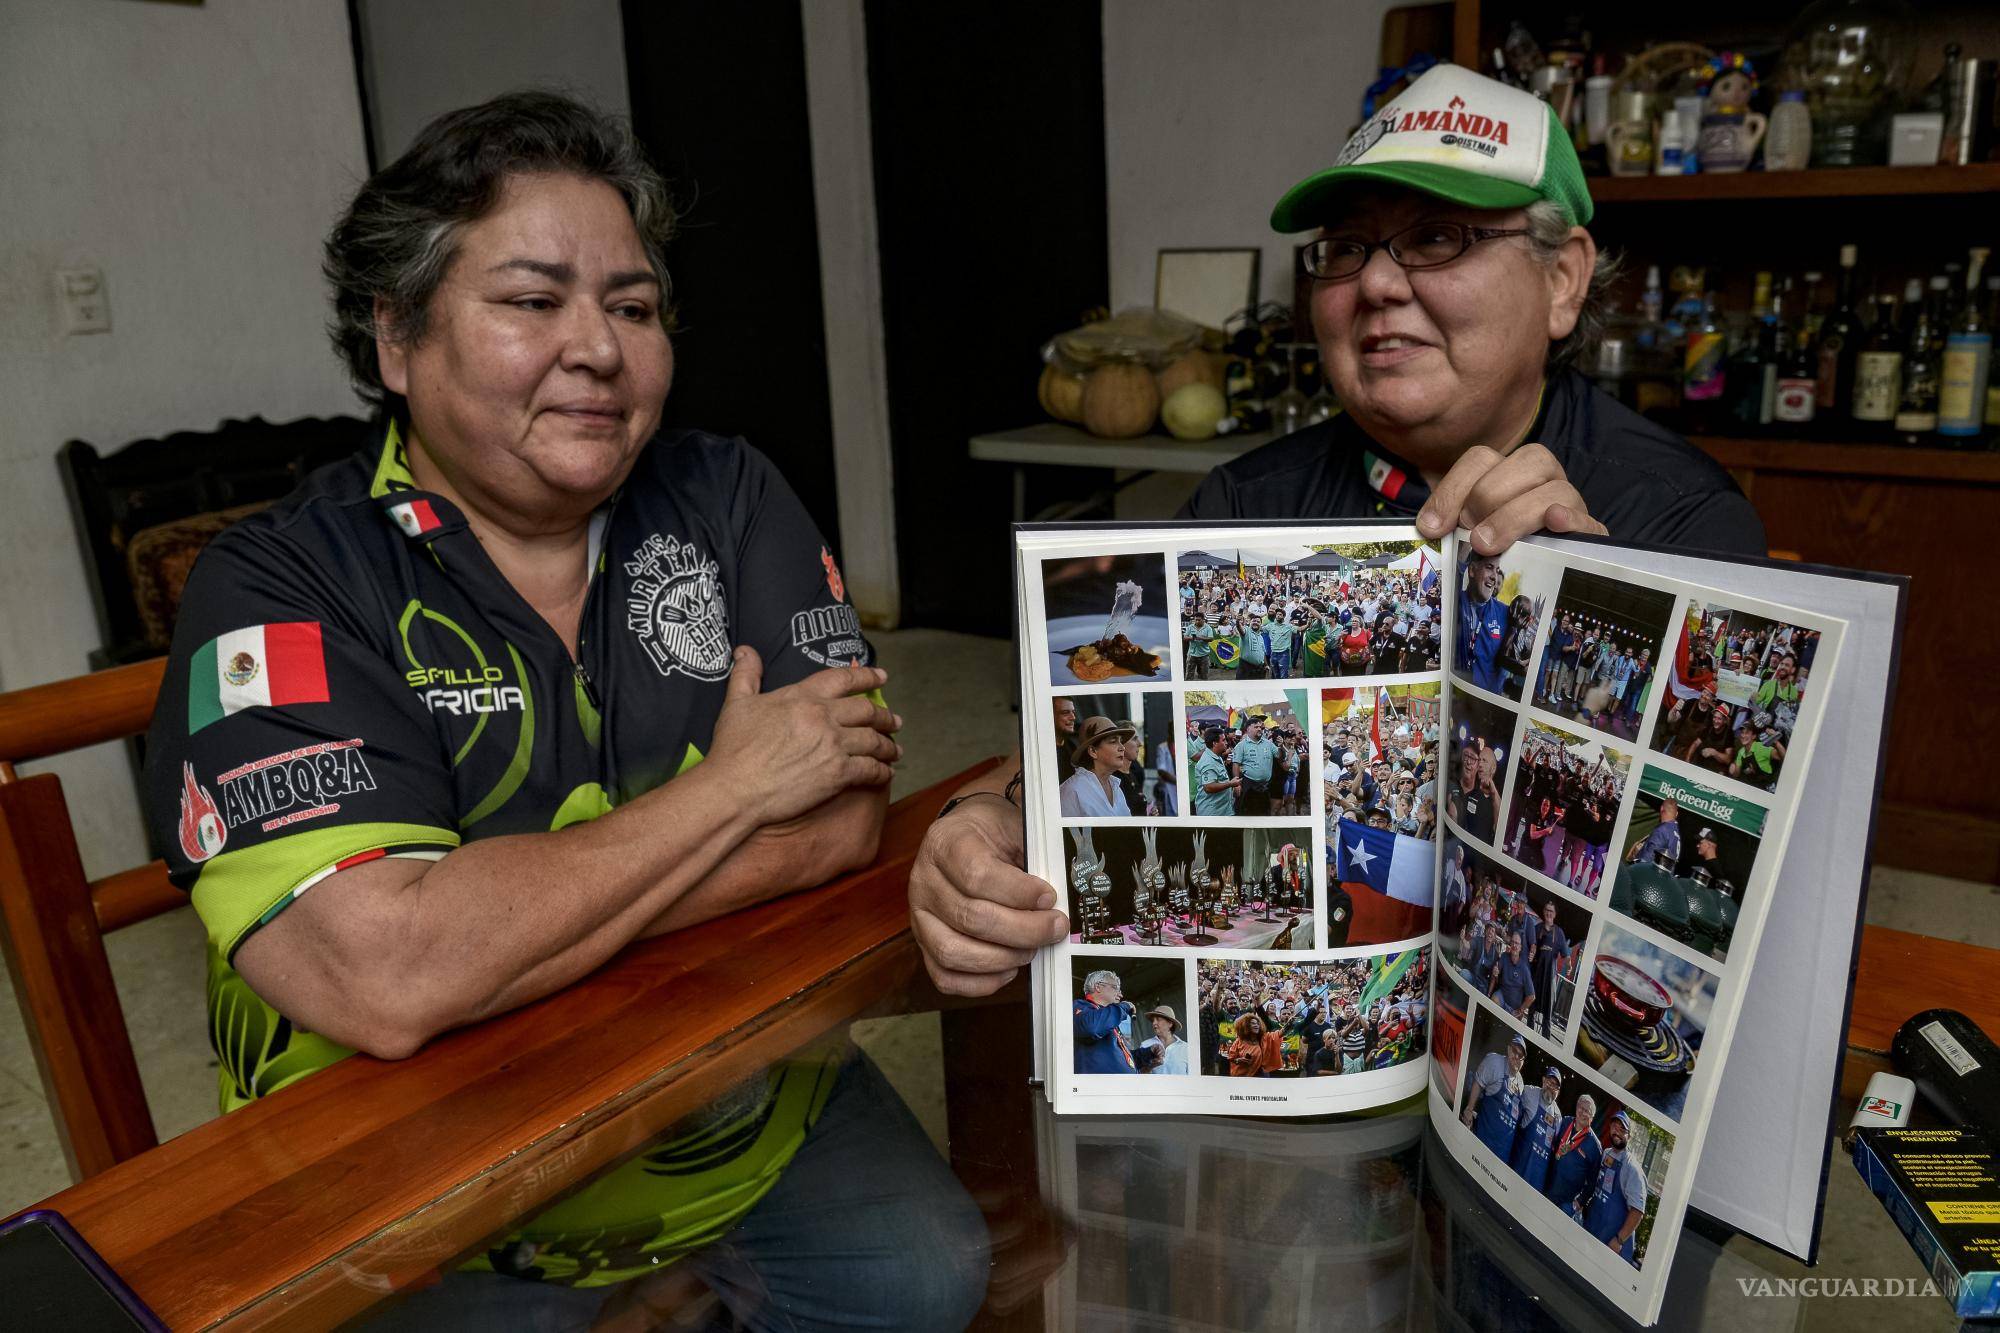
[0,657,176,1181]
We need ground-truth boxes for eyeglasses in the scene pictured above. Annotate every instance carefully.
[1300,221,1532,281]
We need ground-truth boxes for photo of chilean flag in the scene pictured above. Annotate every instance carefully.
[1332,819,1433,944]
[187,621,330,732]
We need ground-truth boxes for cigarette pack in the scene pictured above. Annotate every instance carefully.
[1851,1125,2000,1319]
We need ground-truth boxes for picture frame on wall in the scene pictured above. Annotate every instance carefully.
[1154,247,1260,332]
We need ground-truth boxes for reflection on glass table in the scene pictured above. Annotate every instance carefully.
[1031,1098,1965,1333]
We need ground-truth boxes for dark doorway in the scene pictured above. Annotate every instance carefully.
[621,0,841,548]
[865,2,1110,633]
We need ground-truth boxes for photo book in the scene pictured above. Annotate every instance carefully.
[1015,518,1904,1325]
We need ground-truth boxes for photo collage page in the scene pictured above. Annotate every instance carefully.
[1429,535,1843,1316]
[1024,527,1443,1114]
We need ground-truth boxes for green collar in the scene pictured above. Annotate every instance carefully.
[369,418,419,498]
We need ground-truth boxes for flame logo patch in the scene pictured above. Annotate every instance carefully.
[178,762,227,863]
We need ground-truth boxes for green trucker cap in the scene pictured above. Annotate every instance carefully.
[1271,64,1594,233]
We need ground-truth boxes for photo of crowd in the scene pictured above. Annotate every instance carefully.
[1044,552,1172,688]
[1182,690,1310,817]
[1573,924,1717,1124]
[1052,692,1175,818]
[1322,684,1440,839]
[1443,687,1517,849]
[1176,541,1441,681]
[1070,953,1193,1077]
[1062,825,1315,950]
[1500,720,1633,899]
[1453,545,1551,703]
[1195,950,1430,1078]
[1647,601,1820,793]
[1457,1009,1676,1271]
[1531,570,1677,743]
[1442,836,1589,1041]
[1433,971,1472,1108]
[1610,768,1765,962]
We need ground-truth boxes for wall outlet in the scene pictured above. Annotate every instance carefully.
[56,267,111,335]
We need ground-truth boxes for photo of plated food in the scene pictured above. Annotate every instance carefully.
[1042,552,1172,686]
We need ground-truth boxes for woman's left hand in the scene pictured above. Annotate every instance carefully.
[1415,443,1607,554]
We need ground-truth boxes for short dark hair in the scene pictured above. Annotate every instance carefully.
[323,90,677,414]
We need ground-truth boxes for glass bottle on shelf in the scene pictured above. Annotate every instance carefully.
[1939,247,1993,442]
[1638,264,1664,333]
[1728,275,1777,429]
[1985,277,2000,431]
[1896,278,1941,445]
[1774,295,1819,432]
[1683,292,1727,428]
[1851,294,1902,430]
[1800,270,1826,342]
[1268,344,1310,439]
[1765,90,1813,169]
[1815,245,1862,427]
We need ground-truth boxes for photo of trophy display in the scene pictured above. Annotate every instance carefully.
[1252,869,1280,924]
[1166,863,1193,939]
[1276,849,1304,920]
[1132,829,1167,945]
[1069,829,1122,944]
[1183,832,1220,945]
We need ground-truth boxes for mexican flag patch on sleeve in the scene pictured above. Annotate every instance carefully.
[189,622,331,732]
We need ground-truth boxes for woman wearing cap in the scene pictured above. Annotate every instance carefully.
[904,64,1766,1001]
[1058,715,1138,817]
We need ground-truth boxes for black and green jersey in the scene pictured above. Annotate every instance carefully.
[144,421,874,1284]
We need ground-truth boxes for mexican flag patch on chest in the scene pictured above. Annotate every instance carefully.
[188,622,331,732]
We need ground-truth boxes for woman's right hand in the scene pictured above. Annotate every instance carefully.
[909,794,1068,996]
[706,648,901,824]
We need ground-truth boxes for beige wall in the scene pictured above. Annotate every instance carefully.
[0,0,369,871]
[1102,0,1404,312]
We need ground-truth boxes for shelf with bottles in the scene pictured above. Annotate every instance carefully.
[1461,3,2000,197]
[1589,162,2000,204]
[1593,241,2000,455]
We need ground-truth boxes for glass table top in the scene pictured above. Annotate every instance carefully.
[337,998,1962,1333]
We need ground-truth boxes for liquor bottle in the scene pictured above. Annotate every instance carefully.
[1773,305,1818,431]
[1750,271,1774,324]
[1800,270,1826,341]
[1986,277,2000,430]
[1939,247,1993,441]
[1683,292,1727,424]
[1851,294,1903,430]
[1897,278,1941,444]
[1927,274,1953,351]
[1635,264,1664,352]
[1728,282,1776,428]
[1816,245,1862,424]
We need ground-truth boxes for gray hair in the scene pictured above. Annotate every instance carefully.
[1522,199,1621,374]
[1083,969,1121,995]
[323,90,677,413]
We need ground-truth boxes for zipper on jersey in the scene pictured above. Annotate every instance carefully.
[573,659,603,710]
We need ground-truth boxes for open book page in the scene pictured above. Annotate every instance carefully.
[1018,522,1444,1117]
[1428,531,1846,1326]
